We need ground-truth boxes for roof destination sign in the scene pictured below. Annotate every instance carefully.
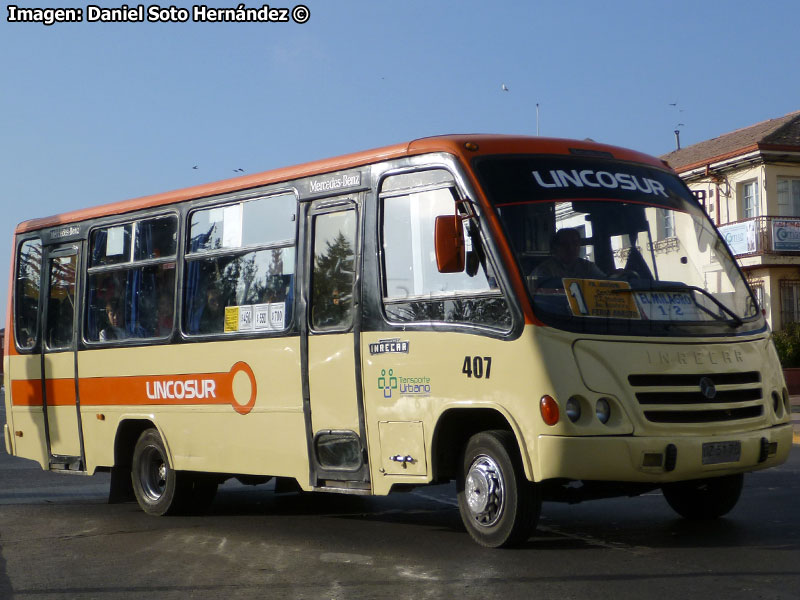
[475,156,688,210]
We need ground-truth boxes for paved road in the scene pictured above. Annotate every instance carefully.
[790,395,800,444]
[2,398,800,599]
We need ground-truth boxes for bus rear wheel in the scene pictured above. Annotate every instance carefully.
[456,430,541,548]
[662,473,744,520]
[131,428,190,516]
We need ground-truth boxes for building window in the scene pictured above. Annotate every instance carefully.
[660,208,675,239]
[777,177,800,216]
[742,180,760,219]
[780,280,800,326]
[748,279,764,312]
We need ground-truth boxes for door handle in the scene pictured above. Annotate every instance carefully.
[389,454,415,465]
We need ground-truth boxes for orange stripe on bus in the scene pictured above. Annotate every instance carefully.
[9,361,257,415]
[10,378,76,406]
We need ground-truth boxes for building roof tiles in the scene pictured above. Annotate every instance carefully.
[662,111,800,172]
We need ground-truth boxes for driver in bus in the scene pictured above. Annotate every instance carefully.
[532,228,605,282]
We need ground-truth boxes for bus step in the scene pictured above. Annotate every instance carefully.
[49,456,85,473]
[315,480,371,495]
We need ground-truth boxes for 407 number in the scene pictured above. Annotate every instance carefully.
[462,356,492,379]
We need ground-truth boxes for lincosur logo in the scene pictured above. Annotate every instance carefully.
[532,169,669,197]
[145,378,216,400]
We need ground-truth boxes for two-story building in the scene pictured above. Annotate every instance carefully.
[662,111,800,331]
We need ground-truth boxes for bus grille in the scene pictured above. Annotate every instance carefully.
[627,371,763,424]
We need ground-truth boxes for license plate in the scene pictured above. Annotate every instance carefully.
[702,441,741,465]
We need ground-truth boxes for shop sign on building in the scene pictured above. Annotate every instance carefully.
[772,219,800,251]
[719,221,757,255]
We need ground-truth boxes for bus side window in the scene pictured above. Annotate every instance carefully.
[15,239,42,350]
[46,255,77,349]
[311,210,357,331]
[184,193,297,336]
[86,216,178,343]
[380,172,511,330]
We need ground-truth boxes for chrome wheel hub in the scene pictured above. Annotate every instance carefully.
[465,455,505,527]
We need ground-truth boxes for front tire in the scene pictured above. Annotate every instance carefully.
[662,473,744,520]
[457,430,541,548]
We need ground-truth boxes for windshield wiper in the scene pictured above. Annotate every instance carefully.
[612,285,744,328]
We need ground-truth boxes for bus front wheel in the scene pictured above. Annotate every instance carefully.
[131,428,189,516]
[662,473,744,520]
[456,430,541,548]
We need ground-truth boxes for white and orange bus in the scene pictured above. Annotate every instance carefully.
[3,135,793,547]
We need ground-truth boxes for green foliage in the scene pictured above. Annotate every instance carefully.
[772,321,800,368]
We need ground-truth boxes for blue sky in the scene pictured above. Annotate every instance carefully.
[1,0,799,326]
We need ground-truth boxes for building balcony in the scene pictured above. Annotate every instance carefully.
[718,216,800,259]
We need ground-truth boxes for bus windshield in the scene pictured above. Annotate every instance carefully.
[475,155,762,336]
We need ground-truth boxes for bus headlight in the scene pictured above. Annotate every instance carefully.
[566,396,582,423]
[596,398,611,424]
[772,391,782,416]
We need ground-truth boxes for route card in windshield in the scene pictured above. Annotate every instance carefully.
[563,278,641,319]
[634,290,700,321]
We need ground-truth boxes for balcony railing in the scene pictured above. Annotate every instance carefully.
[613,237,680,262]
[718,216,800,257]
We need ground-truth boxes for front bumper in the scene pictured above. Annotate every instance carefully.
[536,423,792,483]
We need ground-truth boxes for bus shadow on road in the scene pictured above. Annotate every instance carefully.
[191,482,800,553]
[192,482,467,539]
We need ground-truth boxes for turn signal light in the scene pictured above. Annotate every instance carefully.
[540,395,559,426]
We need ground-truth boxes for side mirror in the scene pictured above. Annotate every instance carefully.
[434,215,465,273]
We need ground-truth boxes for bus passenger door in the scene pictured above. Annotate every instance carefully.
[304,198,369,489]
[41,245,85,470]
